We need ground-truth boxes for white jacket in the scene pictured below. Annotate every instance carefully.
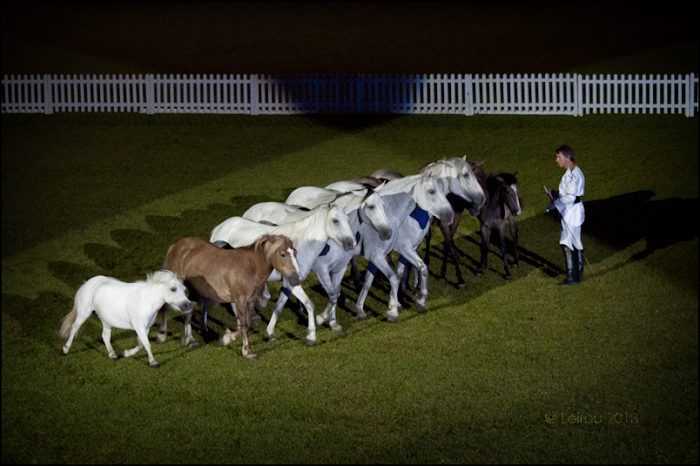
[554,166,585,227]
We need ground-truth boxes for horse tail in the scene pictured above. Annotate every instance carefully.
[58,306,84,340]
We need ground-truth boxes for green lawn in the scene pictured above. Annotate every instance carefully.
[2,113,697,463]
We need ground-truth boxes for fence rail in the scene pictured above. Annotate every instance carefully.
[3,73,697,117]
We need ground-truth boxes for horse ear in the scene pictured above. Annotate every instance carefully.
[462,155,467,161]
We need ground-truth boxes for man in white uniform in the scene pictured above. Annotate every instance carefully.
[546,145,585,285]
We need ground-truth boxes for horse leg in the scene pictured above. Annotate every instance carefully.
[238,301,257,360]
[61,307,92,355]
[357,257,401,322]
[291,285,317,346]
[476,224,491,276]
[180,309,199,348]
[101,323,118,360]
[349,256,362,292]
[255,283,271,311]
[219,304,243,345]
[498,222,512,279]
[423,224,433,266]
[443,216,465,289]
[509,216,520,267]
[327,268,346,334]
[123,326,160,368]
[354,261,376,321]
[156,304,169,344]
[199,298,210,335]
[314,263,334,327]
[395,247,430,313]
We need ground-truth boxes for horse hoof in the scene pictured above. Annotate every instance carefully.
[150,362,161,368]
[306,338,316,347]
[457,282,466,290]
[61,348,68,356]
[188,341,200,349]
[475,271,483,277]
[387,313,398,323]
[505,274,513,280]
[156,332,167,344]
[315,315,326,326]
[356,313,368,321]
[245,353,258,360]
[266,334,277,343]
[330,322,343,334]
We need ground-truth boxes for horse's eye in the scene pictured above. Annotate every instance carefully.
[333,219,339,224]
[280,253,286,257]
[428,189,436,195]
[171,287,177,292]
[368,205,375,210]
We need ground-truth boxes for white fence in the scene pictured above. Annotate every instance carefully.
[2,73,697,117]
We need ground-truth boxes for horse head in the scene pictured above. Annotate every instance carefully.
[258,235,303,287]
[413,174,454,226]
[150,270,194,314]
[495,172,522,217]
[358,188,392,241]
[324,204,357,251]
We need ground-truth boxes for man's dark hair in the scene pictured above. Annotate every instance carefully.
[556,145,575,163]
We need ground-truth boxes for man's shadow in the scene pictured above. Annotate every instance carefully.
[582,190,697,262]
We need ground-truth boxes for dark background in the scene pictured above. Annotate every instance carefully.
[3,2,698,76]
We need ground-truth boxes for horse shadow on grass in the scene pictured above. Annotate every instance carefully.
[420,190,698,299]
[43,193,320,355]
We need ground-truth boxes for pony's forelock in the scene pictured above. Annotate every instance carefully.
[255,235,293,262]
[147,270,179,288]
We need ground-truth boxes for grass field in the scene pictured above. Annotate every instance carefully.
[2,112,698,463]
[2,3,698,464]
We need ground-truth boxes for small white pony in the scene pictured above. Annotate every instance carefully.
[59,270,193,368]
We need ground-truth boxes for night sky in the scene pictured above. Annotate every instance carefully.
[2,2,697,76]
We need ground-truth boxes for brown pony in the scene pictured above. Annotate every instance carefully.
[158,234,301,359]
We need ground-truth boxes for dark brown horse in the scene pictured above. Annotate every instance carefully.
[474,170,522,279]
[158,235,302,359]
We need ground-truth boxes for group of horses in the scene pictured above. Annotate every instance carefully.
[59,157,522,366]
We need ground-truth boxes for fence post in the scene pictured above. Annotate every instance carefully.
[576,74,583,117]
[465,74,473,116]
[250,74,259,115]
[43,74,53,115]
[146,74,154,115]
[686,73,694,117]
[356,74,365,114]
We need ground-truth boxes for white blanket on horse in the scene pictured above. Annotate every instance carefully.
[554,166,585,227]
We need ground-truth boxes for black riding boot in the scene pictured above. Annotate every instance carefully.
[559,245,578,285]
[575,248,584,283]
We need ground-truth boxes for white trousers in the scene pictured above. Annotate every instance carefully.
[559,222,583,250]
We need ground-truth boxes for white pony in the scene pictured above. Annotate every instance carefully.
[59,270,193,368]
[210,203,356,345]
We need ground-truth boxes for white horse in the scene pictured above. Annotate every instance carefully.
[290,173,455,322]
[210,203,356,345]
[58,270,193,368]
[351,173,456,321]
[246,187,393,334]
[392,157,486,299]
